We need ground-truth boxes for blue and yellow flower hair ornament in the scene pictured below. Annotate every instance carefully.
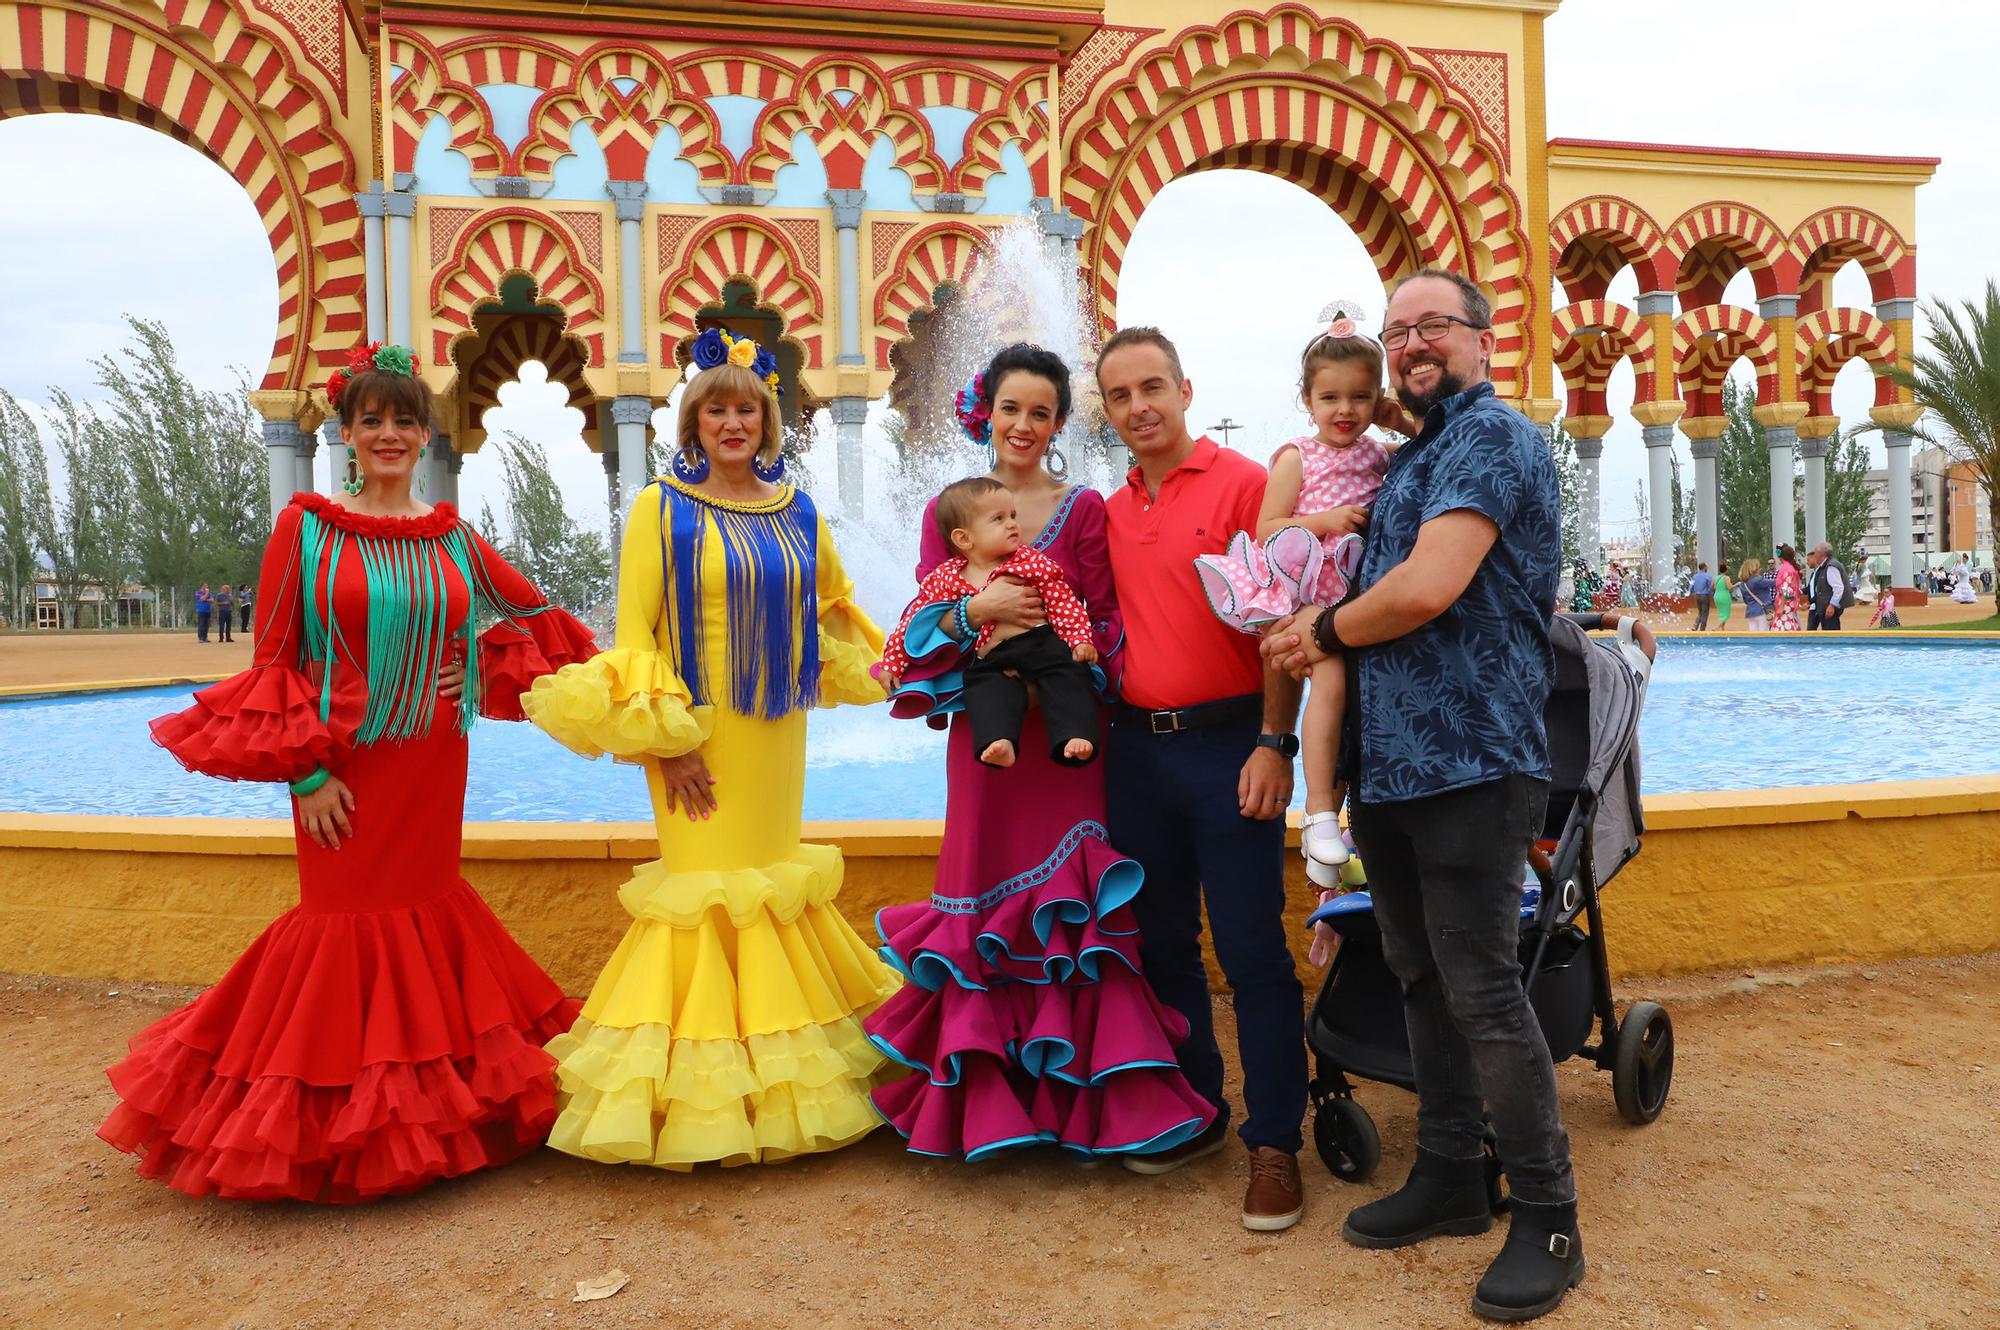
[689,326,783,398]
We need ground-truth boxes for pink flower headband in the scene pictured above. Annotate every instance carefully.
[1315,299,1384,351]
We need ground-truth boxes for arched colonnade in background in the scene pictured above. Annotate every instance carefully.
[0,0,1936,590]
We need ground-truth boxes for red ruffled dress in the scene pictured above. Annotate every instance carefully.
[102,494,597,1202]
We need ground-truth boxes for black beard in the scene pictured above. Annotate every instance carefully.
[1397,363,1470,418]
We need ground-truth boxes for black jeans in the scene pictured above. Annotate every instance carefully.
[240,604,252,632]
[215,608,233,642]
[1692,594,1712,630]
[1808,604,1842,630]
[964,625,1099,765]
[196,610,210,642]
[1107,708,1305,1153]
[1349,774,1575,1206]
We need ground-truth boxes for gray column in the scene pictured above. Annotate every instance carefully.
[612,396,652,516]
[293,427,318,495]
[1884,430,1914,588]
[1572,434,1604,568]
[828,189,866,366]
[262,419,298,520]
[439,434,461,509]
[1036,200,1086,267]
[386,175,418,349]
[1765,423,1798,554]
[831,396,868,514]
[1642,423,1676,589]
[356,184,389,343]
[1690,437,1721,572]
[609,182,648,365]
[1800,434,1830,552]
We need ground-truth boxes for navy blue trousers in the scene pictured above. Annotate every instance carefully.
[1107,711,1306,1154]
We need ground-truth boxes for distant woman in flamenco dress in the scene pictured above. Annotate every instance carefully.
[864,343,1215,1160]
[102,345,597,1202]
[523,330,898,1168]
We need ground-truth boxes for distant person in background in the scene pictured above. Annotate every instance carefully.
[1806,542,1848,630]
[1688,562,1714,631]
[194,583,212,643]
[238,583,254,634]
[213,583,235,643]
[1870,591,1901,629]
[1736,558,1775,632]
[1712,564,1732,630]
[1618,564,1638,608]
[1771,545,1805,631]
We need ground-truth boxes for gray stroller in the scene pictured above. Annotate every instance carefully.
[1303,612,1674,1188]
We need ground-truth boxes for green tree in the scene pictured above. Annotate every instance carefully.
[0,390,52,627]
[34,389,129,628]
[1716,375,1771,569]
[1823,433,1874,574]
[90,317,264,623]
[1874,279,2000,607]
[489,432,612,612]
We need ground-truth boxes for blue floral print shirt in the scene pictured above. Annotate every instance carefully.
[1348,382,1561,804]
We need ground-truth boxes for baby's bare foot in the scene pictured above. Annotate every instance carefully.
[980,739,1017,768]
[1063,738,1095,763]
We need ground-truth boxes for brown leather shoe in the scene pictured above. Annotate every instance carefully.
[1242,1147,1305,1232]
[1120,1113,1228,1175]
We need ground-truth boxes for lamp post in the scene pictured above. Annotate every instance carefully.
[1209,418,1243,448]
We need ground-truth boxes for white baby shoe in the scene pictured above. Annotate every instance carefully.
[1300,811,1349,889]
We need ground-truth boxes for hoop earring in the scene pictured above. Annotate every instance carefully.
[753,452,786,484]
[343,444,363,497]
[1045,445,1069,482]
[672,446,711,484]
[983,440,996,471]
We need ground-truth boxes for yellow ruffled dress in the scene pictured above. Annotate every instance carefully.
[523,475,899,1168]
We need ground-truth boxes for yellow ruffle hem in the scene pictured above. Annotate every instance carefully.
[544,846,902,1169]
[522,647,715,761]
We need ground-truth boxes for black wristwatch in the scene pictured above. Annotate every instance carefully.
[1256,732,1301,759]
[1313,605,1348,655]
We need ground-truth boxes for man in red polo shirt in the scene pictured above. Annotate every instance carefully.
[1097,327,1309,1233]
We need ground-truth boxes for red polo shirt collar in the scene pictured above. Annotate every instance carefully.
[1124,436,1219,496]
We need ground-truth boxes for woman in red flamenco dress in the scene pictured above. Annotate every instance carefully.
[99,347,597,1203]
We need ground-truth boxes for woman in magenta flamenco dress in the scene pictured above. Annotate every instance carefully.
[863,343,1215,1159]
[100,348,596,1202]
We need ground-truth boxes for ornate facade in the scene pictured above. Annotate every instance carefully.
[0,0,1937,588]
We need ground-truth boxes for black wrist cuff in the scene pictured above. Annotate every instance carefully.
[1312,606,1344,654]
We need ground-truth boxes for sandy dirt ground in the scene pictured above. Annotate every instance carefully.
[3,954,1995,1330]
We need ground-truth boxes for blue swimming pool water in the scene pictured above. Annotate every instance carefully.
[1,639,1994,821]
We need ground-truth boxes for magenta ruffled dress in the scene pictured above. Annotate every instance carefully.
[864,487,1216,1159]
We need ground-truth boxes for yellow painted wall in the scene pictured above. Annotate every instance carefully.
[5,775,1996,994]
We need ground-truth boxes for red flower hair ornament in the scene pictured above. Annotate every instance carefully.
[326,342,421,408]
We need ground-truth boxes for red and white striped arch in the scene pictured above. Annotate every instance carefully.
[1064,8,1529,398]
[1792,207,1913,312]
[872,220,994,370]
[456,312,597,447]
[1550,195,1671,301]
[387,32,507,177]
[431,209,609,369]
[744,58,944,193]
[1551,301,1657,418]
[513,45,681,181]
[954,68,1050,198]
[1673,304,1780,414]
[1797,307,1900,414]
[4,0,363,390]
[659,217,825,370]
[1192,143,1423,281]
[1665,201,1797,306]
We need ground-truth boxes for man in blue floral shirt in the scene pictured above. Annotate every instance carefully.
[1266,269,1577,1322]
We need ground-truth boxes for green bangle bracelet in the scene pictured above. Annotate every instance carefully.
[290,768,331,798]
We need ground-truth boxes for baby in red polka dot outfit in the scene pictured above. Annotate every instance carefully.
[881,476,1100,768]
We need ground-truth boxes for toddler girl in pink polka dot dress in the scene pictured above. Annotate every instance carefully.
[1195,302,1394,898]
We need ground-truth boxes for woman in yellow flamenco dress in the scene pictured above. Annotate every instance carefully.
[523,331,898,1168]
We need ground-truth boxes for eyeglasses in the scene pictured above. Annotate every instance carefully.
[1381,315,1489,349]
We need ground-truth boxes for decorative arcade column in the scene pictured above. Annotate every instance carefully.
[612,397,652,521]
[1753,403,1807,555]
[262,419,297,518]
[440,436,462,509]
[608,182,647,366]
[386,175,417,349]
[1562,414,1610,570]
[356,183,389,343]
[1680,416,1727,573]
[1797,418,1837,552]
[1872,403,1926,590]
[1641,423,1677,590]
[293,426,317,496]
[828,187,869,515]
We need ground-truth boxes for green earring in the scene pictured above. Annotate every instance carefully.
[417,444,428,496]
[343,444,363,496]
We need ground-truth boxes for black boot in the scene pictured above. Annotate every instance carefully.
[1341,1147,1492,1249]
[1471,1198,1585,1322]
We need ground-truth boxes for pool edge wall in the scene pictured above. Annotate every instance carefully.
[4,777,1998,992]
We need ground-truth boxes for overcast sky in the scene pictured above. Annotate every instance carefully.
[0,0,1988,544]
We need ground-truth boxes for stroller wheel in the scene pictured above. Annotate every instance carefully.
[1612,1000,1674,1125]
[1312,1097,1382,1182]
